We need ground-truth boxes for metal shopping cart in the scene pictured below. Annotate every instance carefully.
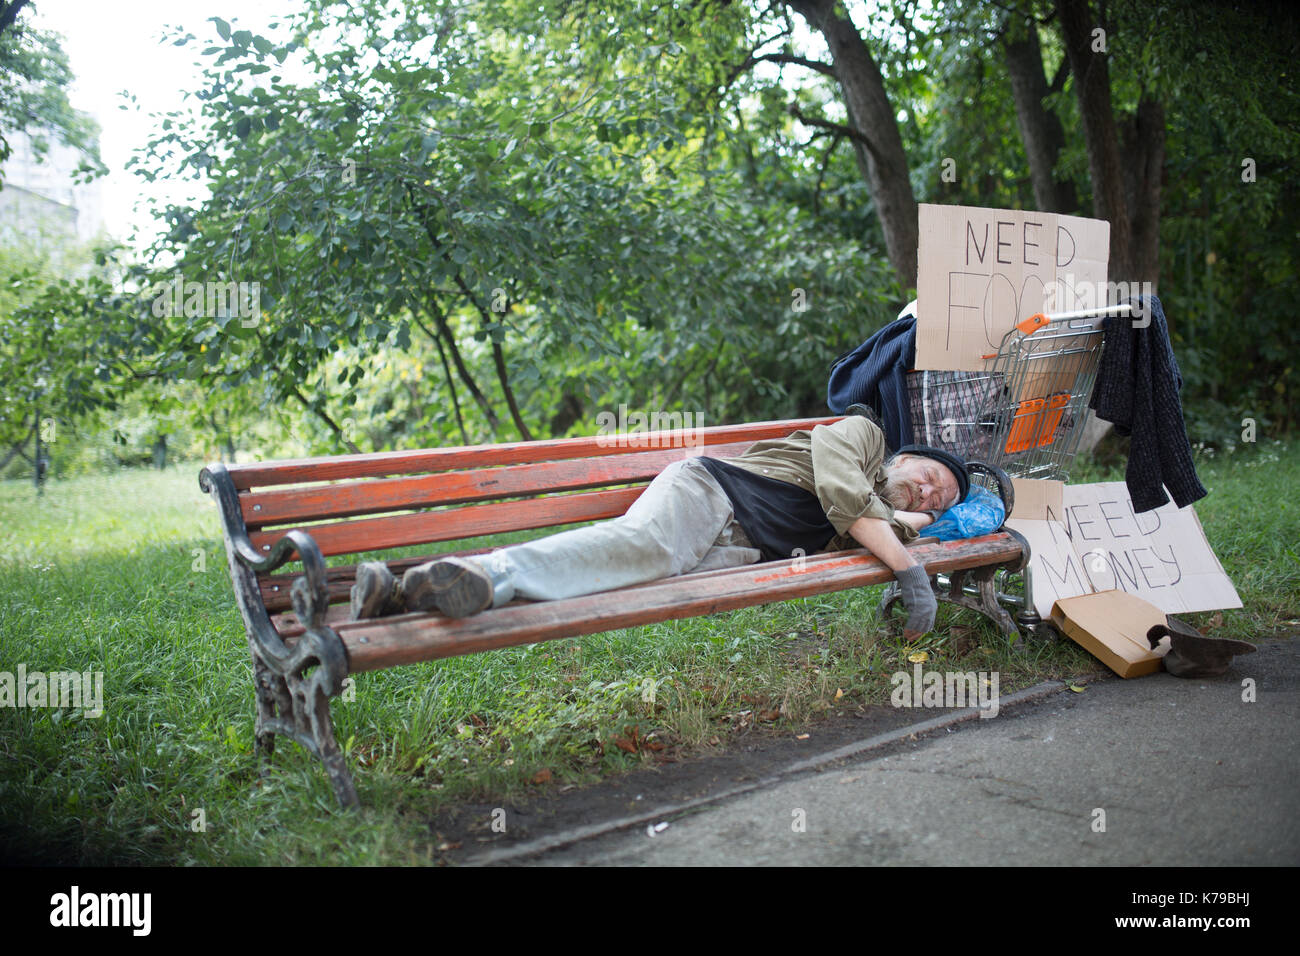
[906,303,1140,480]
[890,302,1138,637]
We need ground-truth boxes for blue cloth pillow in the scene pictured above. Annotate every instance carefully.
[924,483,1006,541]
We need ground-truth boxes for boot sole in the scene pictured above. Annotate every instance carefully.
[351,563,396,620]
[404,559,492,618]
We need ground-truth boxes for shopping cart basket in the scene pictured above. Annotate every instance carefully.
[906,303,1137,481]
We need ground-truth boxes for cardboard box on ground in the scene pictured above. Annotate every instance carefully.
[1050,592,1172,679]
[909,204,1241,677]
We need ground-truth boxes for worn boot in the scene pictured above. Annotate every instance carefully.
[1147,615,1257,678]
[403,556,499,618]
[350,561,405,620]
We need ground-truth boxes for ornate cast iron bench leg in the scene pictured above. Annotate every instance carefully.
[201,464,360,809]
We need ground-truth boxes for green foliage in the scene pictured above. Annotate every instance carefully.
[0,258,163,453]
[126,0,895,453]
[5,0,1296,467]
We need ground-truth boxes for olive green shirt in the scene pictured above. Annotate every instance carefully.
[724,416,917,551]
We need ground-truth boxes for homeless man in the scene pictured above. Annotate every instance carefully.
[350,415,969,639]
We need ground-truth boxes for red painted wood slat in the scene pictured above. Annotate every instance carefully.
[247,486,644,558]
[240,441,755,528]
[335,536,1023,672]
[226,417,839,490]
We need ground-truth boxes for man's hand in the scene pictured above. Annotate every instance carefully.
[846,515,937,641]
[894,565,937,641]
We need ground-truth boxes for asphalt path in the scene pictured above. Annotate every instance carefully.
[499,638,1299,866]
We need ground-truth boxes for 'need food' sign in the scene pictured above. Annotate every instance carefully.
[915,203,1110,371]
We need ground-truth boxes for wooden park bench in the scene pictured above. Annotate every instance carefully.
[200,416,1029,808]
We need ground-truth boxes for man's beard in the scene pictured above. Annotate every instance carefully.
[881,470,919,511]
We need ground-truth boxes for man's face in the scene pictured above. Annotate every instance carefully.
[881,454,960,513]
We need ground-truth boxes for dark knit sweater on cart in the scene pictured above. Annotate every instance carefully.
[1088,294,1207,514]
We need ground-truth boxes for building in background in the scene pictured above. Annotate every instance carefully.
[0,128,105,248]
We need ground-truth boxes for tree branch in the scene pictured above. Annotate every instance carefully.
[0,0,30,38]
[787,103,878,161]
[403,180,533,441]
[419,297,502,435]
[410,310,470,445]
[748,52,836,77]
[290,385,362,454]
[0,422,34,471]
[813,131,845,214]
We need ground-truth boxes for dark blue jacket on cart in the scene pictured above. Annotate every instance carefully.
[827,315,916,452]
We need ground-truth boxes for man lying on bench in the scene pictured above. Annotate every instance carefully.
[350,415,968,640]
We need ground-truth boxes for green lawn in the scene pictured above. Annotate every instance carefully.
[1,442,1296,865]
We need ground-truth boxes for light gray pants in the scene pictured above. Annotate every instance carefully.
[470,457,762,604]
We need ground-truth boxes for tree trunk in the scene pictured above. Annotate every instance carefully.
[1121,95,1165,288]
[1056,0,1133,281]
[1055,0,1167,460]
[1003,17,1078,214]
[783,0,919,288]
[33,408,43,493]
[490,336,533,442]
[549,391,584,438]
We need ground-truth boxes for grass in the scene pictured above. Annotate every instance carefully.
[1,441,1296,865]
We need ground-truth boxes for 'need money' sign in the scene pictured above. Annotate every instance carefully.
[1005,481,1241,619]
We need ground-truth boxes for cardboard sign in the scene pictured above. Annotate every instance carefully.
[915,204,1110,371]
[1051,591,1171,678]
[1005,481,1241,619]
[1010,477,1063,521]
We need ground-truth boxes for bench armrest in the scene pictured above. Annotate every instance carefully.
[199,464,345,689]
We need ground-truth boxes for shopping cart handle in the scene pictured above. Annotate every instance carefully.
[981,313,1053,358]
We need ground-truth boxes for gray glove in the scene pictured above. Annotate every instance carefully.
[894,564,937,639]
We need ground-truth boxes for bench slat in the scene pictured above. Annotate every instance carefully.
[335,535,1025,672]
[226,417,839,490]
[241,442,755,528]
[247,486,644,558]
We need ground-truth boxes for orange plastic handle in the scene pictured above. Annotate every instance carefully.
[1005,398,1046,453]
[1017,312,1051,335]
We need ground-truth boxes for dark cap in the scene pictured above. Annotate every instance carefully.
[891,444,970,504]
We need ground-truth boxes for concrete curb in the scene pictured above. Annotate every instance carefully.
[462,678,1069,866]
